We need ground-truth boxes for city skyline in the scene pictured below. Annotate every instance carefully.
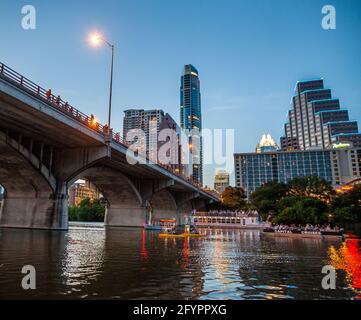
[1,0,361,304]
[1,0,361,187]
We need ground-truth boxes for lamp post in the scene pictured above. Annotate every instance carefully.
[89,33,114,131]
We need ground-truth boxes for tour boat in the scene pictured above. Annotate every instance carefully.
[262,227,344,240]
[193,211,268,229]
[144,219,176,231]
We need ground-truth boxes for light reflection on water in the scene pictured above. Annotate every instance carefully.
[0,225,360,300]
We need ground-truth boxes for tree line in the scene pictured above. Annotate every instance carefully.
[218,176,361,226]
[68,176,361,226]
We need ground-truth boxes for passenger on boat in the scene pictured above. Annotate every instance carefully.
[271,224,343,234]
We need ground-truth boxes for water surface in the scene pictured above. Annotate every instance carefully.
[0,224,360,299]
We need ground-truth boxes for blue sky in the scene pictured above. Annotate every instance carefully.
[1,0,361,187]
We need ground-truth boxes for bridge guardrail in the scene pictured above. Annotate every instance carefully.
[0,62,218,200]
[0,62,117,141]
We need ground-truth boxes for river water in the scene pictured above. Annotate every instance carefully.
[0,224,360,300]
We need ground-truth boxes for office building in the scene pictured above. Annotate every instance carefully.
[123,109,189,175]
[280,136,299,151]
[68,180,101,206]
[234,147,361,198]
[158,113,190,177]
[214,170,230,194]
[180,64,203,184]
[123,109,165,158]
[281,79,361,150]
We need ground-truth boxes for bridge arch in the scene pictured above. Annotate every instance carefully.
[150,188,178,221]
[0,131,66,229]
[69,166,145,227]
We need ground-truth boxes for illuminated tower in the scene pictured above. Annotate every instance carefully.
[180,65,203,184]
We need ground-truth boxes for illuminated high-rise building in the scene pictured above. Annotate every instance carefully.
[214,170,230,194]
[180,64,203,184]
[281,79,361,150]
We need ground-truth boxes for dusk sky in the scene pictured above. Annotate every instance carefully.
[1,0,361,186]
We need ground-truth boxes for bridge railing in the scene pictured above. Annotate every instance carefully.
[0,62,218,200]
[0,62,119,141]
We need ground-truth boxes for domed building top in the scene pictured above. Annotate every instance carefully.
[256,134,278,153]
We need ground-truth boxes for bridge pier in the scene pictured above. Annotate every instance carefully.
[104,206,146,227]
[0,196,68,230]
[0,186,68,230]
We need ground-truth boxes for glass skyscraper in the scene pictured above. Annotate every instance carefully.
[180,64,203,184]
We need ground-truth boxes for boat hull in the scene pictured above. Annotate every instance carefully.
[159,233,205,238]
[195,223,266,229]
[144,225,163,231]
[262,230,343,240]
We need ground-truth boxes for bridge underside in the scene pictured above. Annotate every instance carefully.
[0,131,209,230]
[0,132,67,229]
[0,75,216,230]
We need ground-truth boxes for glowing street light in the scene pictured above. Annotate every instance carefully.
[89,33,103,46]
[88,32,115,132]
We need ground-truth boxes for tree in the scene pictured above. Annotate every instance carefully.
[250,181,288,219]
[68,197,106,222]
[273,197,328,225]
[331,185,361,224]
[221,186,246,209]
[287,176,335,203]
[333,207,360,224]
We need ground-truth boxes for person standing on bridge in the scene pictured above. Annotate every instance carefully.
[46,89,52,101]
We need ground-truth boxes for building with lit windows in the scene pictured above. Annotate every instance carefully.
[123,109,166,157]
[123,109,190,177]
[281,79,361,150]
[235,79,361,198]
[68,180,101,206]
[180,64,203,184]
[214,170,230,194]
[234,147,361,198]
[280,136,299,151]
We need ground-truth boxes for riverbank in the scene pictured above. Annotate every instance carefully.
[69,221,104,229]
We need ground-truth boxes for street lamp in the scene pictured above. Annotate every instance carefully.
[89,32,114,131]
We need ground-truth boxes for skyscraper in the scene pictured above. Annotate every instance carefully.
[180,64,203,184]
[123,109,187,175]
[281,79,361,150]
[214,170,230,194]
[123,109,165,157]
